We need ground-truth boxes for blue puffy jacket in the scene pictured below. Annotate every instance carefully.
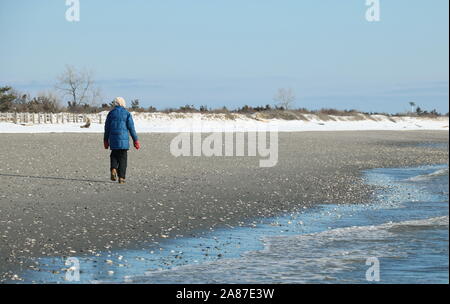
[104,106,138,150]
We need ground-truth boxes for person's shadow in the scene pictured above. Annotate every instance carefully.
[0,173,111,184]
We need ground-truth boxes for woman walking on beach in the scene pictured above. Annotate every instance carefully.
[104,97,140,184]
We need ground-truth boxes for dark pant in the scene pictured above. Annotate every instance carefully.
[110,149,128,179]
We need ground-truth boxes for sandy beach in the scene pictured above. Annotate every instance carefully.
[0,130,448,281]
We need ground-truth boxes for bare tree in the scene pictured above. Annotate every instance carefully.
[55,65,101,108]
[274,88,295,110]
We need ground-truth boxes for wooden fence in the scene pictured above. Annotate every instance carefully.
[0,112,106,125]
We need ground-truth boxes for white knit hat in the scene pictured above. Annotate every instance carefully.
[113,97,126,107]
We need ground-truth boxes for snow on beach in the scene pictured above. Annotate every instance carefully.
[0,112,448,133]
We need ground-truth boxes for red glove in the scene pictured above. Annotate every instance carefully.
[104,140,109,149]
[134,140,140,150]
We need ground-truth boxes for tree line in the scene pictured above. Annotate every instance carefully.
[0,66,447,117]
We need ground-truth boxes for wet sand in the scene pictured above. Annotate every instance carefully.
[0,130,448,281]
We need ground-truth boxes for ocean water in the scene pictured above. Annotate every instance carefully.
[19,164,449,284]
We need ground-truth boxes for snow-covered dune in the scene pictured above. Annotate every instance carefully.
[0,112,448,133]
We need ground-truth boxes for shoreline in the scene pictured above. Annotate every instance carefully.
[15,164,450,283]
[0,130,448,282]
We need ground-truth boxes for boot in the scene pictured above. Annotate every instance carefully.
[118,177,126,184]
[110,168,118,181]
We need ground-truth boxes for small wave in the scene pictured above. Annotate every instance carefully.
[408,168,449,181]
[263,216,448,252]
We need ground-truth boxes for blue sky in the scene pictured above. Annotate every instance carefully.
[0,0,448,113]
